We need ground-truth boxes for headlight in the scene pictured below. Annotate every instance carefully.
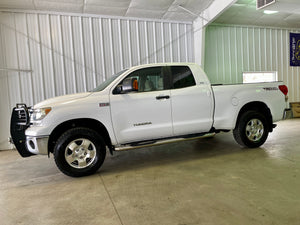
[30,107,52,123]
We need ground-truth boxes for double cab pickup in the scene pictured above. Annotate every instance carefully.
[10,63,289,177]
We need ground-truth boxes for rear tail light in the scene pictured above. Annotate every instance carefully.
[279,85,288,96]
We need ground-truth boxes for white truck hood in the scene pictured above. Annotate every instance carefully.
[34,92,92,108]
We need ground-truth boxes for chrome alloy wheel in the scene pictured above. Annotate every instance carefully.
[64,138,97,169]
[245,119,264,142]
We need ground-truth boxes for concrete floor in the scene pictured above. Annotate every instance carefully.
[1,119,300,225]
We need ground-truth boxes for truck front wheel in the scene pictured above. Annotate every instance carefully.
[233,111,269,148]
[53,127,106,177]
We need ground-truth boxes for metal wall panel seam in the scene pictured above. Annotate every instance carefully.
[89,17,97,88]
[270,29,273,70]
[247,27,250,71]
[215,27,219,82]
[261,28,264,71]
[37,14,46,100]
[221,28,225,82]
[240,27,244,72]
[285,30,289,89]
[264,28,267,71]
[161,23,165,63]
[13,13,22,103]
[190,24,194,61]
[69,16,77,93]
[280,29,284,82]
[126,20,132,67]
[184,24,188,62]
[25,13,35,104]
[252,28,255,70]
[234,27,238,83]
[118,19,124,69]
[169,23,173,62]
[153,22,157,63]
[227,27,232,82]
[275,29,278,77]
[258,28,261,71]
[177,24,180,62]
[48,14,57,96]
[144,21,149,64]
[79,16,87,92]
[135,20,140,65]
[109,18,115,75]
[99,19,106,81]
[58,15,67,95]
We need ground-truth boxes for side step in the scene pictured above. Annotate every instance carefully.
[114,133,215,151]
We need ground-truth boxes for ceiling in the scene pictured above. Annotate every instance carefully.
[214,0,300,28]
[1,0,299,28]
[0,0,215,22]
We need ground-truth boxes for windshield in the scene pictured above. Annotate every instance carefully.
[91,69,128,92]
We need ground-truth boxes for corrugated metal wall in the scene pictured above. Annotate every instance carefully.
[0,11,194,150]
[205,24,300,103]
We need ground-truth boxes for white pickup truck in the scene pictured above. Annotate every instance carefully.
[10,63,290,177]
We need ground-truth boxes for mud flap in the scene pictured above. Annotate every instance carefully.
[10,104,34,157]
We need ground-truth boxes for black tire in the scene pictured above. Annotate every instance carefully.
[53,127,106,177]
[233,110,269,148]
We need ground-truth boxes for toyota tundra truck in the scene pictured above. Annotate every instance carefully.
[10,63,290,177]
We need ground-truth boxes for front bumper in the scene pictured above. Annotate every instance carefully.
[11,104,50,157]
[26,136,49,155]
[10,104,34,157]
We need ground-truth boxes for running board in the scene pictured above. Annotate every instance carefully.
[114,133,215,151]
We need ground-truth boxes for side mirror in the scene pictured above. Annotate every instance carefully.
[114,85,123,94]
[122,77,138,93]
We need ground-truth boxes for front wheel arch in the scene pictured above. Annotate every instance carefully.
[48,118,112,154]
[53,127,106,177]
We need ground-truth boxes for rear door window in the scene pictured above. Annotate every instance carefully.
[170,66,196,89]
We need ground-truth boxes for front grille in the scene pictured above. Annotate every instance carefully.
[14,104,30,126]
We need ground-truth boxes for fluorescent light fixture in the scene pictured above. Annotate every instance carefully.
[263,10,278,14]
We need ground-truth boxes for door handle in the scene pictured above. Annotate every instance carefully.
[156,95,170,100]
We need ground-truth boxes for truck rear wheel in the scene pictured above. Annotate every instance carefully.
[53,127,106,177]
[233,111,269,148]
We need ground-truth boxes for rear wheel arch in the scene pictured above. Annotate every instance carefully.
[48,118,112,154]
[233,110,269,148]
[235,102,273,132]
